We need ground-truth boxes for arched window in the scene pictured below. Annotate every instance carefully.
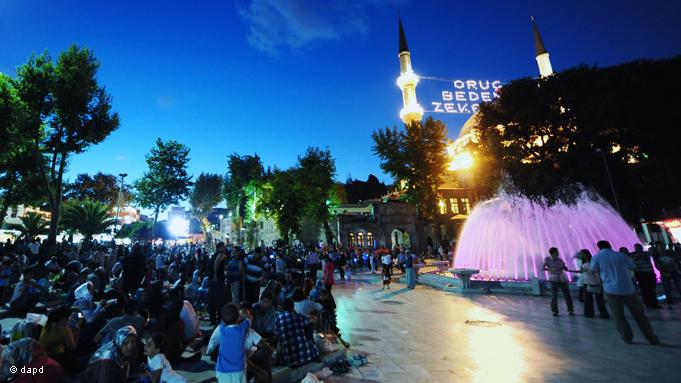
[366,232,374,248]
[357,232,365,248]
[348,233,355,247]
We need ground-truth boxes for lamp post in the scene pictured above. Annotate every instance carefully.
[114,173,128,235]
[595,149,621,215]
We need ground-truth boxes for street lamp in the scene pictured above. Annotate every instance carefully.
[595,149,621,214]
[114,173,128,235]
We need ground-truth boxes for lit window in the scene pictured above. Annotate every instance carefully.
[348,233,355,247]
[449,198,459,214]
[438,200,447,215]
[367,232,374,248]
[461,198,471,214]
[357,232,364,248]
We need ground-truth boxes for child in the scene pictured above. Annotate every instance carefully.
[207,303,250,383]
[145,333,187,383]
[382,265,391,290]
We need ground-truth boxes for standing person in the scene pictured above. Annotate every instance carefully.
[245,248,265,305]
[155,251,166,281]
[208,243,227,325]
[306,248,321,283]
[369,251,376,274]
[338,251,347,281]
[122,244,147,294]
[405,251,416,289]
[381,252,392,279]
[591,241,659,345]
[573,252,585,302]
[652,241,681,308]
[578,250,609,319]
[322,255,335,292]
[543,247,574,316]
[226,249,244,305]
[207,303,251,383]
[631,244,661,309]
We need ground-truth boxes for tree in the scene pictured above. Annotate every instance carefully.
[2,212,49,240]
[474,56,681,222]
[64,172,132,208]
[116,221,153,240]
[134,138,192,237]
[60,199,116,243]
[372,117,449,219]
[0,74,46,228]
[14,46,119,246]
[344,174,388,203]
[297,147,337,244]
[224,154,264,244]
[257,168,306,243]
[189,173,223,245]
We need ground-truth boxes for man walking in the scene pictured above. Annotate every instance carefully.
[543,247,574,316]
[591,241,660,345]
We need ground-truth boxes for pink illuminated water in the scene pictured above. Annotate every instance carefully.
[453,192,640,281]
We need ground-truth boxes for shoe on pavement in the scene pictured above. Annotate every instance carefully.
[552,312,559,317]
[568,311,575,316]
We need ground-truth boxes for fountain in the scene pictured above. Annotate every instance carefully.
[453,191,640,281]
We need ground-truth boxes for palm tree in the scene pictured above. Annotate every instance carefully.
[61,199,116,243]
[2,212,50,240]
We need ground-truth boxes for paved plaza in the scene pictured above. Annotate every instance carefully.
[329,274,681,383]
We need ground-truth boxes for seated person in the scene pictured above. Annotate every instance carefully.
[179,299,201,343]
[252,291,278,340]
[207,304,250,383]
[0,338,65,383]
[95,300,144,345]
[9,267,46,315]
[239,306,272,383]
[64,270,88,307]
[274,298,319,368]
[39,306,83,370]
[292,287,322,317]
[81,326,138,383]
[144,333,187,383]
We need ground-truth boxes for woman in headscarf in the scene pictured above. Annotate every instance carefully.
[81,326,138,383]
[0,338,65,383]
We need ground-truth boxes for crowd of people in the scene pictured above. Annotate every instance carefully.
[0,237,430,383]
[0,237,402,383]
[543,240,681,344]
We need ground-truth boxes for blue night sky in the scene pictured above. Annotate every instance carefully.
[2,0,680,189]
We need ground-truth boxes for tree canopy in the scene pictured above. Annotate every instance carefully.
[60,199,116,243]
[134,138,192,235]
[344,174,388,203]
[257,168,307,243]
[372,117,449,219]
[12,45,119,246]
[297,147,337,244]
[64,172,132,208]
[473,56,681,222]
[189,173,223,244]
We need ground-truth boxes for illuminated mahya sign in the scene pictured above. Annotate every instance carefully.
[425,78,503,115]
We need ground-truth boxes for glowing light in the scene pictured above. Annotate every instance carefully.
[169,218,189,237]
[611,144,621,153]
[448,152,474,171]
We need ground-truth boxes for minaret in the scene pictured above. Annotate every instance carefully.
[396,18,423,124]
[531,16,554,78]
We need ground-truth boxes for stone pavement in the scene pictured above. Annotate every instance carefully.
[331,273,681,383]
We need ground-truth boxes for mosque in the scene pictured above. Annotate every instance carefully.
[392,16,556,246]
[332,18,556,252]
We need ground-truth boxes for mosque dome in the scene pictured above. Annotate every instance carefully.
[458,113,479,139]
